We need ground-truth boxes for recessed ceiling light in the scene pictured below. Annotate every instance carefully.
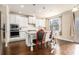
[20,5,24,8]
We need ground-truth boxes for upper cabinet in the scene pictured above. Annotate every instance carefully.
[9,14,28,27]
[28,16,36,24]
[9,14,16,24]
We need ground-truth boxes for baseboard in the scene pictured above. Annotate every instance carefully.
[9,39,25,43]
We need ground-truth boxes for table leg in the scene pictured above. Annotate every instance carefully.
[30,35,33,52]
[31,46,33,51]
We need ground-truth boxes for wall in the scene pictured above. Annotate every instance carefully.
[62,11,74,39]
[0,5,8,43]
[74,11,79,42]
[0,5,6,43]
[0,5,8,51]
[0,9,2,50]
[47,10,75,42]
[45,19,50,30]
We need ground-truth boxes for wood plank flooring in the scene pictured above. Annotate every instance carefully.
[2,40,79,55]
[2,40,54,55]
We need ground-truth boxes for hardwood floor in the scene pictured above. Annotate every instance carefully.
[2,40,79,55]
[2,40,54,55]
[56,40,75,55]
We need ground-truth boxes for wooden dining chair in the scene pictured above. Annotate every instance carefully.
[33,29,45,49]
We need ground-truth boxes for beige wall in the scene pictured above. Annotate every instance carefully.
[0,5,7,49]
[0,5,6,43]
[62,11,74,38]
[0,5,10,47]
[73,11,79,42]
[46,10,75,41]
[45,19,50,30]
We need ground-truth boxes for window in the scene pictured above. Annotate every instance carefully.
[36,19,45,28]
[75,16,79,38]
[49,17,62,35]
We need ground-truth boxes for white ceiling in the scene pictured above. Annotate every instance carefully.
[8,4,75,18]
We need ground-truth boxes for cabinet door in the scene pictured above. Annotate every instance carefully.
[22,17,28,27]
[19,16,24,27]
[29,16,36,24]
[19,16,28,39]
[9,14,16,24]
[15,15,20,24]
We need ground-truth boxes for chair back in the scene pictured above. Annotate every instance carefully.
[36,29,45,42]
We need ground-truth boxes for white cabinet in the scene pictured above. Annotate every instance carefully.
[9,14,16,24]
[9,14,37,46]
[9,14,28,41]
[28,16,36,24]
[19,16,28,39]
[15,15,20,24]
[9,14,20,24]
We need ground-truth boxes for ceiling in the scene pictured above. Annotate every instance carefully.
[8,4,75,18]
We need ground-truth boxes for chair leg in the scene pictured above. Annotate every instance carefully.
[42,41,44,48]
[36,41,38,49]
[44,43,47,48]
[36,44,38,49]
[41,42,42,48]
